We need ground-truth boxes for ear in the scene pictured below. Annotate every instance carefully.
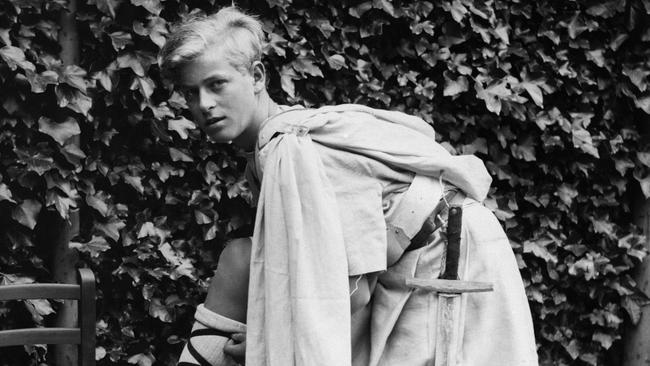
[251,61,267,93]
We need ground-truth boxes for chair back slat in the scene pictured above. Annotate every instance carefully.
[0,268,96,366]
[0,328,80,346]
[0,284,79,300]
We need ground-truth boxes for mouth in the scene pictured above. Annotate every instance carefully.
[205,116,226,127]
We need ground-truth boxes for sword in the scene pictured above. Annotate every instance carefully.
[405,205,493,366]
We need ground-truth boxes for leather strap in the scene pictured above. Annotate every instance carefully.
[187,341,214,366]
[183,328,234,366]
[406,189,459,251]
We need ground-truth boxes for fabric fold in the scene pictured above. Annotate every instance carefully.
[246,133,351,366]
[244,104,536,366]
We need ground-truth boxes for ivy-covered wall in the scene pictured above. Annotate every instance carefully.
[1,0,649,365]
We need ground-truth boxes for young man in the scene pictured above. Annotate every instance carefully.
[159,6,538,366]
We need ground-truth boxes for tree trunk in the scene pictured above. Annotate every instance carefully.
[623,195,650,366]
[50,0,82,364]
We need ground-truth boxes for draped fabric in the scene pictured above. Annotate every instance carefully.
[244,104,537,365]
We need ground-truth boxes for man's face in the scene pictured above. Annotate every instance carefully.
[177,47,259,146]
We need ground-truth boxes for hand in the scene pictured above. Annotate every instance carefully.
[224,332,246,365]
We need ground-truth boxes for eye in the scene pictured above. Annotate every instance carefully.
[207,80,225,92]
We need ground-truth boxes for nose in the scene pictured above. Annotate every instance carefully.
[198,87,216,113]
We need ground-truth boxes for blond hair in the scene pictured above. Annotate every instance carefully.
[159,6,265,81]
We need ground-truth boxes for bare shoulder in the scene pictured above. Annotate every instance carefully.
[220,237,252,265]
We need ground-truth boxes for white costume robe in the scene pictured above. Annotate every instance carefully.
[244,105,538,365]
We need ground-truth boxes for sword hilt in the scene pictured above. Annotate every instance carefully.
[405,277,494,293]
[440,205,462,280]
[405,202,494,294]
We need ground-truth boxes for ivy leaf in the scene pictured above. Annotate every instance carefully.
[557,184,578,205]
[373,0,396,17]
[522,82,544,107]
[0,46,35,71]
[591,217,614,236]
[90,0,122,17]
[266,33,287,57]
[349,2,372,18]
[59,65,87,92]
[634,170,650,198]
[148,298,172,322]
[0,28,10,45]
[94,217,125,241]
[587,0,622,18]
[55,86,92,116]
[567,14,589,39]
[410,21,435,35]
[638,152,650,167]
[443,73,469,97]
[204,224,218,241]
[25,299,55,323]
[14,148,54,175]
[443,0,469,23]
[292,56,323,77]
[127,352,155,366]
[634,96,650,114]
[523,240,558,264]
[586,49,606,68]
[148,102,174,120]
[564,339,581,360]
[12,199,42,229]
[116,53,145,76]
[61,143,87,167]
[0,274,34,286]
[326,54,346,70]
[167,117,196,140]
[0,183,15,203]
[25,69,58,93]
[569,257,597,280]
[158,243,196,280]
[592,332,615,349]
[69,235,111,258]
[86,194,110,217]
[194,210,212,225]
[474,79,511,115]
[94,70,113,91]
[510,141,537,161]
[483,197,515,220]
[130,0,162,15]
[38,116,80,145]
[132,76,155,99]
[169,147,193,162]
[310,18,335,37]
[46,190,77,219]
[280,65,297,98]
[124,175,145,193]
[623,66,650,92]
[132,17,168,48]
[109,31,133,51]
[96,347,107,361]
[623,296,645,324]
[572,127,599,158]
[138,222,170,242]
[167,91,188,110]
[36,20,59,41]
[494,24,510,44]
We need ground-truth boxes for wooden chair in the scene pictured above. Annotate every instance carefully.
[0,268,96,366]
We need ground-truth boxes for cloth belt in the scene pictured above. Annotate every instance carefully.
[406,189,459,251]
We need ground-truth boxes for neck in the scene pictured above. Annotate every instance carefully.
[233,92,278,151]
